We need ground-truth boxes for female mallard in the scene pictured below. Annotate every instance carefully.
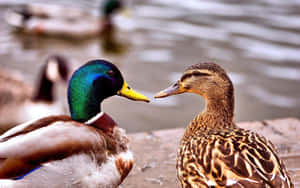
[155,62,293,188]
[5,0,123,38]
[0,54,69,132]
[0,59,149,187]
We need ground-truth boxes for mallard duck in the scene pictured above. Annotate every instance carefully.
[0,55,69,132]
[155,62,293,188]
[0,59,149,187]
[5,0,123,38]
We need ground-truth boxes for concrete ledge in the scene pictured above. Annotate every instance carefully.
[122,118,300,187]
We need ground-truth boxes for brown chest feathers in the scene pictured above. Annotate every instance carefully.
[177,113,293,188]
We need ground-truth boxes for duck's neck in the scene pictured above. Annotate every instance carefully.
[69,95,104,123]
[85,111,117,134]
[32,74,54,103]
[190,93,235,132]
[70,99,117,134]
[205,94,234,121]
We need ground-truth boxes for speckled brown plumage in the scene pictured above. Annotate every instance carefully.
[155,62,293,188]
[177,116,292,188]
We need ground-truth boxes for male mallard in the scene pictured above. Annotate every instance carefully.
[155,63,293,188]
[0,59,149,187]
[5,0,123,38]
[0,55,69,132]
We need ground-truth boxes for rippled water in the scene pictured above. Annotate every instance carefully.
[0,0,299,133]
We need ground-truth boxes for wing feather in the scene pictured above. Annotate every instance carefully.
[179,128,293,187]
[0,116,106,179]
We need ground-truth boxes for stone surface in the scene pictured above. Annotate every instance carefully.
[122,118,300,188]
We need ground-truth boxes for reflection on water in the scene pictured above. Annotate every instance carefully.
[247,85,299,108]
[0,0,299,134]
[139,49,173,63]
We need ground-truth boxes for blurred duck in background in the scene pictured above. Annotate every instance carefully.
[0,59,149,187]
[0,54,69,133]
[5,0,123,39]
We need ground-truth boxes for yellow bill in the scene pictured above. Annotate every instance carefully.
[117,81,150,102]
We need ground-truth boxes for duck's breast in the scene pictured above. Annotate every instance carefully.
[14,151,132,188]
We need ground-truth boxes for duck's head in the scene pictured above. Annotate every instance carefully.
[101,0,123,18]
[155,62,234,113]
[33,54,69,102]
[68,59,149,122]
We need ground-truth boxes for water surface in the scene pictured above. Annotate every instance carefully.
[0,0,299,133]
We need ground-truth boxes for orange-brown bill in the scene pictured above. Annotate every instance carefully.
[154,83,184,98]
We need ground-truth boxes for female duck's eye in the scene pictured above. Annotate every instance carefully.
[107,70,115,77]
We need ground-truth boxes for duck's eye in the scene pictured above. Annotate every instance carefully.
[192,71,210,77]
[107,70,115,77]
[127,86,131,89]
[184,85,191,90]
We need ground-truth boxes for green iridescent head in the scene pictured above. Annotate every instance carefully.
[101,0,123,17]
[68,59,149,122]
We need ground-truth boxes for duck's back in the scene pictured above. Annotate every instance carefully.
[177,124,293,188]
